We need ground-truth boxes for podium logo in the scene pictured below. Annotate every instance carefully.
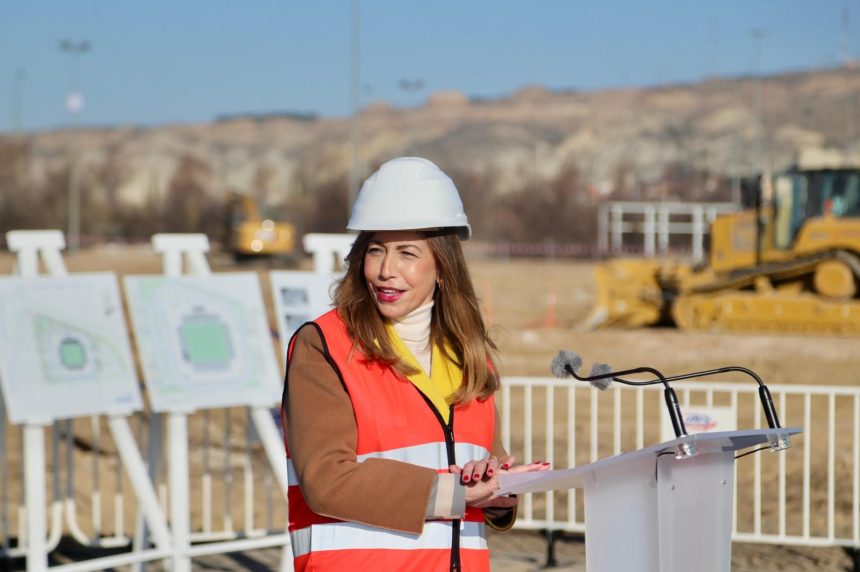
[660,406,736,441]
[685,412,719,432]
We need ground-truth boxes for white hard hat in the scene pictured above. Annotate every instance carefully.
[347,157,471,240]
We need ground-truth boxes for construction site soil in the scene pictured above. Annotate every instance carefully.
[1,246,858,570]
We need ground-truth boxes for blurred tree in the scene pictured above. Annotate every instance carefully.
[162,154,222,236]
[0,138,36,236]
[446,166,497,239]
[309,176,349,233]
[252,163,276,207]
[88,143,127,236]
[40,164,74,231]
[491,162,597,244]
[114,171,163,240]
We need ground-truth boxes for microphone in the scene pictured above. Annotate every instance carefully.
[550,351,617,391]
[551,350,694,458]
[549,350,582,380]
[611,365,790,451]
[587,363,614,390]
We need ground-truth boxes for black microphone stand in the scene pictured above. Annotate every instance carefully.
[564,364,693,456]
[608,365,791,451]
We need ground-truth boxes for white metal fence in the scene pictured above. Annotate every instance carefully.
[597,201,736,262]
[0,407,289,568]
[3,378,859,567]
[500,377,860,549]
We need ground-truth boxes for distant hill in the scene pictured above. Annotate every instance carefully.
[2,65,859,242]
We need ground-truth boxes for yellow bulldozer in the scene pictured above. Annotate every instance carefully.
[223,192,296,262]
[588,167,860,334]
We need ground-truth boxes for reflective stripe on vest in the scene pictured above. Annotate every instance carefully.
[286,442,492,486]
[285,310,495,571]
[290,521,487,558]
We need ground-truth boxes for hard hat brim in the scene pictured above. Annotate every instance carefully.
[346,223,471,241]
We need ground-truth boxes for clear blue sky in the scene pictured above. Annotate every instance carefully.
[0,1,856,132]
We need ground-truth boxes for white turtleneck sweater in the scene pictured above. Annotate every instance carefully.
[392,301,433,374]
[393,301,467,519]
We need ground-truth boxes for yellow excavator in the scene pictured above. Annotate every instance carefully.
[223,192,296,261]
[588,167,860,334]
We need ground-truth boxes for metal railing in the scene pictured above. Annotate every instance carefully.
[4,377,859,567]
[500,377,860,549]
[597,201,736,262]
[0,407,288,567]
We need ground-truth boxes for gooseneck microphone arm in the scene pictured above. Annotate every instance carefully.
[610,365,783,430]
[563,364,689,438]
[552,350,790,454]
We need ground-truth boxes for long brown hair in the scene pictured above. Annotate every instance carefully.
[333,231,499,405]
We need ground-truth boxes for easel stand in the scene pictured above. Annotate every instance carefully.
[5,230,171,572]
[148,234,291,572]
[302,233,354,273]
[499,427,801,572]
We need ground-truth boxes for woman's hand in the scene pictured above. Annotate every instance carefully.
[448,456,551,509]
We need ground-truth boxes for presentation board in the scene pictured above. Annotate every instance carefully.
[124,273,282,412]
[0,273,142,424]
[270,271,340,361]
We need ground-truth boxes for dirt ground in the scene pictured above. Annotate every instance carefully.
[1,246,859,570]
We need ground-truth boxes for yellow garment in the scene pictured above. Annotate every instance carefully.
[386,325,462,423]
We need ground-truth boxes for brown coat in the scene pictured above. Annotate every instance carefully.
[283,324,515,534]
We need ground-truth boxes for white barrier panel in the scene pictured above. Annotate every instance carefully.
[500,377,860,550]
[0,411,290,567]
[302,233,354,273]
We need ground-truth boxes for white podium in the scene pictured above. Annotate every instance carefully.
[498,427,801,572]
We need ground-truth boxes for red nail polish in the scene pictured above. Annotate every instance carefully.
[487,470,494,476]
[542,462,551,466]
[501,464,510,470]
[473,473,481,479]
[463,476,470,483]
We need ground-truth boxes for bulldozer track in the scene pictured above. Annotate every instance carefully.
[671,251,860,334]
[672,290,860,334]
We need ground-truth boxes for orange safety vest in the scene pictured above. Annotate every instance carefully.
[284,310,495,571]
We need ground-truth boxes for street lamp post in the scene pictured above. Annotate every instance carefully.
[12,68,25,133]
[750,29,767,178]
[348,0,362,219]
[398,79,424,154]
[59,39,91,252]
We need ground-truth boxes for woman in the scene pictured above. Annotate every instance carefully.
[282,157,549,571]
